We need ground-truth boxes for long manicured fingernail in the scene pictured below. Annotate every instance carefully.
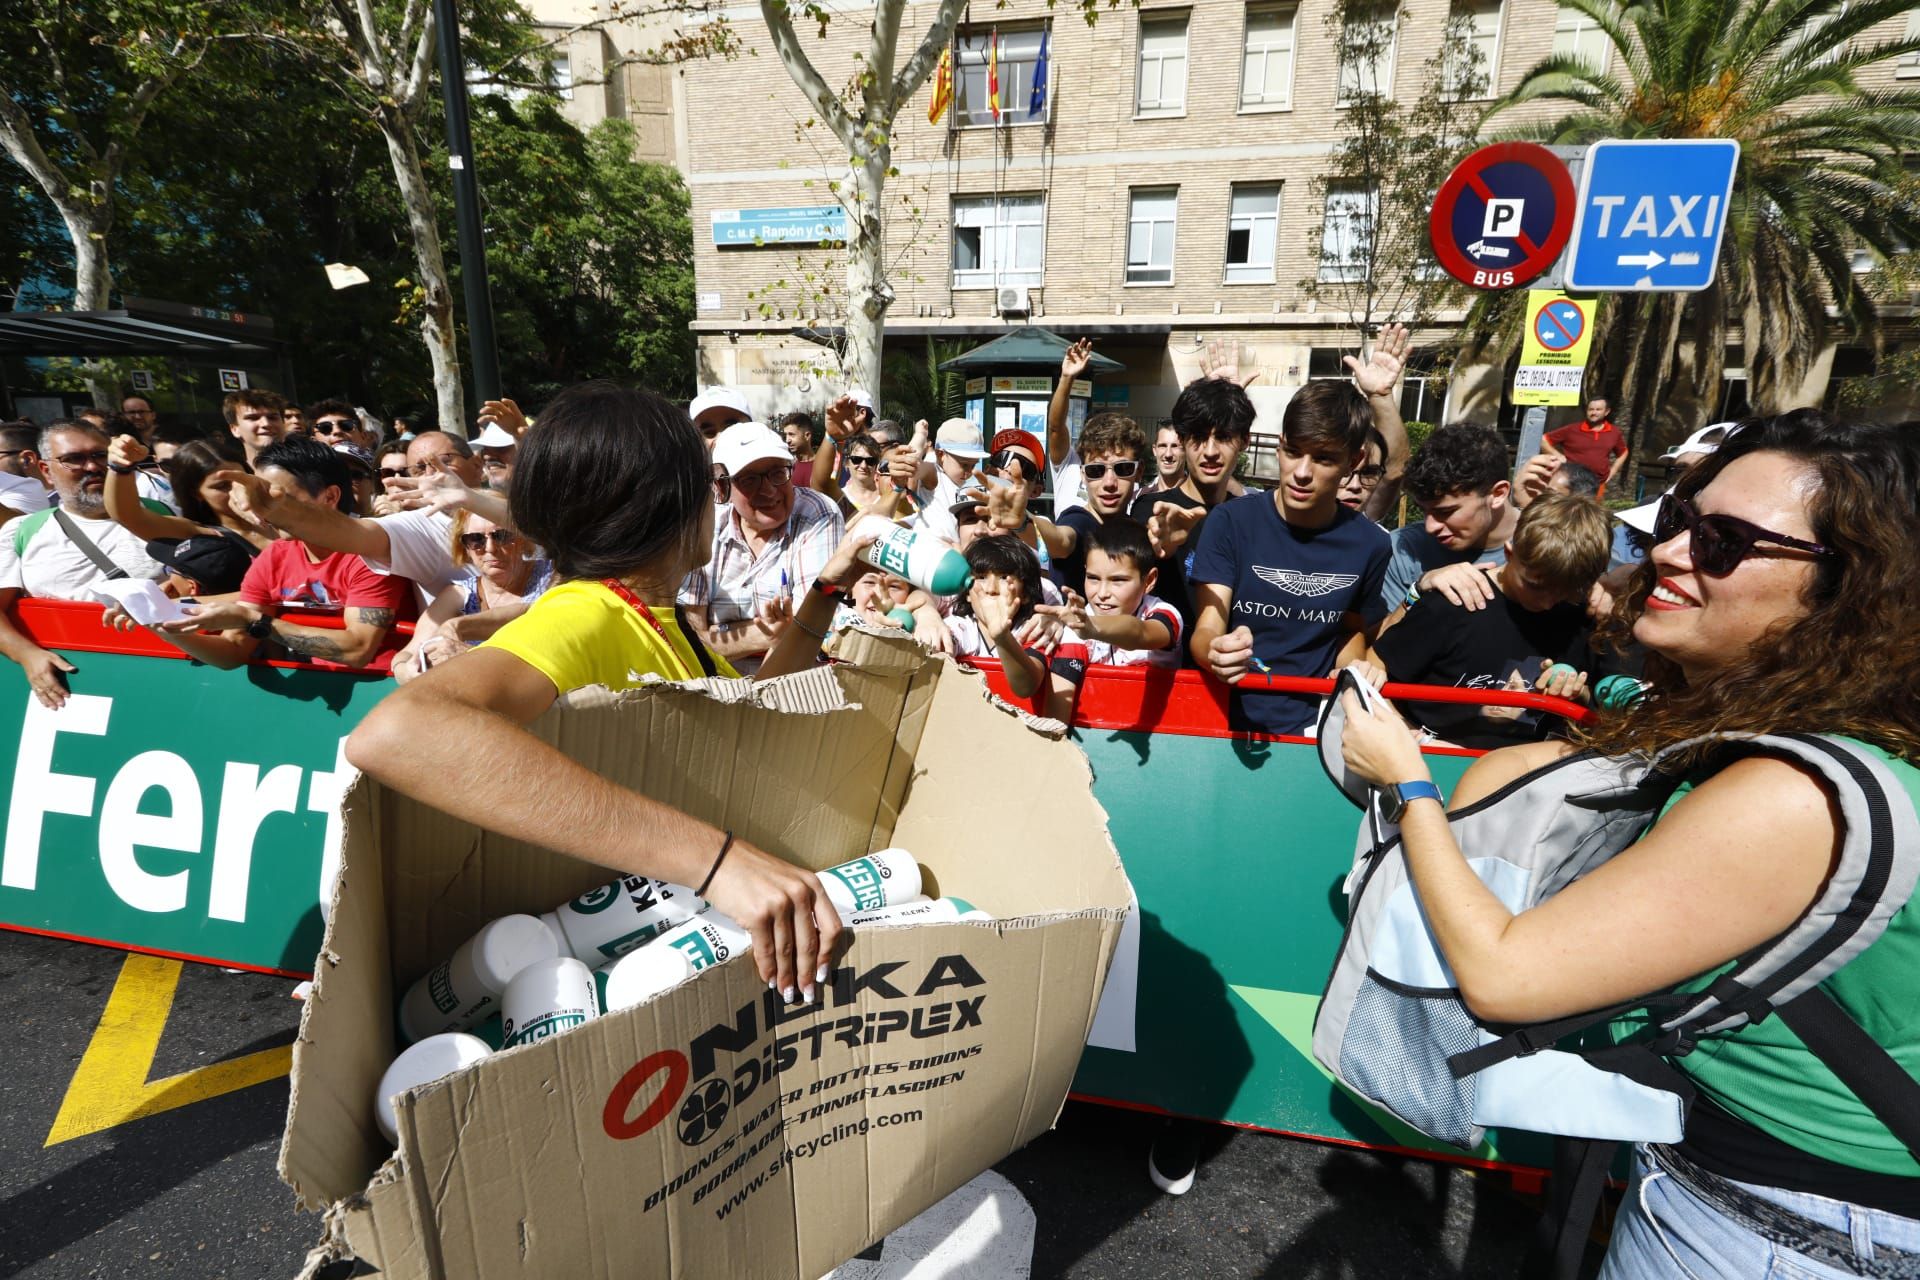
[782,986,797,1004]
[816,965,829,986]
[769,980,778,991]
[801,985,816,1004]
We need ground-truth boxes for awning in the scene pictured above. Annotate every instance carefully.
[938,325,1127,374]
[0,297,280,358]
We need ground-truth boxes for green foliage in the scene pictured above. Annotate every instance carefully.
[880,339,968,428]
[1481,0,1920,466]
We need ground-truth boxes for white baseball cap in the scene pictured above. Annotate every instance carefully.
[845,387,875,413]
[1615,497,1663,536]
[472,422,517,448]
[689,387,753,422]
[933,417,988,459]
[1659,421,1736,463]
[711,422,793,476]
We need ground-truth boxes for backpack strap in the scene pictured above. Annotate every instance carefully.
[1776,988,1920,1160]
[51,508,130,580]
[1522,1137,1618,1280]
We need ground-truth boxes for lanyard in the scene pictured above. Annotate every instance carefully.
[599,578,705,681]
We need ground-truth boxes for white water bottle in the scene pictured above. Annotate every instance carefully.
[850,896,992,925]
[375,1032,492,1143]
[600,944,698,1013]
[542,874,705,966]
[501,956,600,1049]
[399,915,559,1042]
[651,911,753,973]
[818,849,923,917]
[855,520,972,596]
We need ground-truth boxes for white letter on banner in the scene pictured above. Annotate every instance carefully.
[2,694,111,890]
[306,738,355,923]
[99,751,204,914]
[208,763,303,923]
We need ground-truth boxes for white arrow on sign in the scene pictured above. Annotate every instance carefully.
[1616,251,1666,269]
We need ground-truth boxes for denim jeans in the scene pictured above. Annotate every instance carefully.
[1599,1144,1920,1279]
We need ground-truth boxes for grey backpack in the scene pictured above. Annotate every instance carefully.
[1311,671,1920,1244]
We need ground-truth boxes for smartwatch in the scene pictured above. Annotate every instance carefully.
[1380,779,1443,823]
[244,614,275,640]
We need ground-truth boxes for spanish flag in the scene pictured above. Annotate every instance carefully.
[988,30,1001,121]
[928,46,952,125]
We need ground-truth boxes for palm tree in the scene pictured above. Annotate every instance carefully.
[1475,0,1920,471]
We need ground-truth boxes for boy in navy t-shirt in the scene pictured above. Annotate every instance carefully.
[1187,381,1392,736]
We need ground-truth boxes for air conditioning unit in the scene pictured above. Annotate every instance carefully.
[996,286,1030,316]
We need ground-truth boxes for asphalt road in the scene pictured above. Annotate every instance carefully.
[0,929,1585,1279]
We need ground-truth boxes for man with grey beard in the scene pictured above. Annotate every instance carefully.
[0,421,169,708]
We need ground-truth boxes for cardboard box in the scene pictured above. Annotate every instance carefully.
[280,633,1130,1279]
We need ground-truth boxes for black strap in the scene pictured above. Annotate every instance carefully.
[1777,988,1920,1160]
[673,604,720,678]
[213,525,262,560]
[1523,1136,1617,1280]
[52,508,130,580]
[1449,993,1692,1078]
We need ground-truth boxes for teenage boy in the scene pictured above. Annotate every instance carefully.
[1186,381,1392,737]
[1369,494,1607,748]
[1126,377,1256,628]
[1026,411,1149,593]
[224,389,289,466]
[1380,422,1518,614]
[1037,517,1182,667]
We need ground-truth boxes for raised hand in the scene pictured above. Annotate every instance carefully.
[1034,587,1092,635]
[1345,322,1410,399]
[109,434,150,468]
[1061,337,1094,381]
[1014,608,1065,655]
[972,584,1018,647]
[478,398,529,439]
[385,471,472,514]
[976,476,1030,532]
[1145,502,1205,559]
[823,395,861,442]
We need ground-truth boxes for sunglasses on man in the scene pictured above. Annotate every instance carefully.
[986,448,1034,480]
[1652,492,1836,577]
[1082,460,1139,481]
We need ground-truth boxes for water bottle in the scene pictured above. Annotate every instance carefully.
[818,849,923,917]
[375,1032,492,1143]
[398,915,559,1042]
[500,956,600,1049]
[855,520,972,596]
[1594,674,1651,710]
[600,945,698,1013]
[541,874,705,966]
[651,911,752,973]
[850,896,992,925]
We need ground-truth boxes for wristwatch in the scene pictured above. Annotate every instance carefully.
[244,614,275,640]
[1380,779,1443,823]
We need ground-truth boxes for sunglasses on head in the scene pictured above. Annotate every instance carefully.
[1082,460,1139,481]
[460,529,519,552]
[1652,493,1836,577]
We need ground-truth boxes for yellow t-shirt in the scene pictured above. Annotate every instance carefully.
[483,580,738,694]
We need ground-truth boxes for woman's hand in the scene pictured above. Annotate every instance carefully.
[823,395,861,442]
[816,525,884,591]
[1339,689,1430,790]
[109,434,150,468]
[1533,659,1592,705]
[700,839,844,1003]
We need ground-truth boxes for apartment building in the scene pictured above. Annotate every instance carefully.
[537,0,1920,430]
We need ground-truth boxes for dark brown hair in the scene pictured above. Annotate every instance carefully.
[1585,410,1920,766]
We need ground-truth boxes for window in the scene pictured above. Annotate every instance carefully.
[1318,185,1378,283]
[1902,9,1920,76]
[1126,189,1179,284]
[1225,185,1281,283]
[1137,14,1189,115]
[952,194,1046,288]
[955,27,1050,127]
[1443,0,1503,99]
[551,52,573,99]
[1807,1,1849,67]
[1551,5,1610,70]
[1337,4,1399,104]
[1241,5,1297,108]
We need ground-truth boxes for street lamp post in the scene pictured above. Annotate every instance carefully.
[433,0,501,432]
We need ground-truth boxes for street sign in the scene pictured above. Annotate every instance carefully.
[1429,142,1577,290]
[1514,290,1597,406]
[710,205,849,248]
[1564,139,1739,291]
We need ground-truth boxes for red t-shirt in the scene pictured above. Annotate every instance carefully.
[1545,420,1627,478]
[238,538,419,671]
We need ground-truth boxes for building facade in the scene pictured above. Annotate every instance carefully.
[536,0,1920,437]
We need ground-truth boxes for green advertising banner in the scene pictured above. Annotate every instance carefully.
[0,650,389,975]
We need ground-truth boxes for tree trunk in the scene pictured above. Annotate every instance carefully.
[377,106,465,436]
[65,205,119,408]
[842,156,890,396]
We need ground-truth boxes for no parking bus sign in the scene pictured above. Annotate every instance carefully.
[1429,142,1576,290]
[1514,290,1598,406]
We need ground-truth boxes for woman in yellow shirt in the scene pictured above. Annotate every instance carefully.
[347,382,877,1007]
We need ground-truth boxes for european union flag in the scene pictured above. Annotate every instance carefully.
[1029,29,1049,118]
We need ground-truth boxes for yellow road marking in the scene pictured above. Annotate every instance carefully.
[46,953,292,1147]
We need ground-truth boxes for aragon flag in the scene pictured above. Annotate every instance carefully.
[928,46,952,126]
[988,30,1001,121]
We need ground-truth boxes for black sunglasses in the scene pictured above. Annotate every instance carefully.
[987,448,1034,479]
[1082,460,1139,481]
[846,454,880,468]
[312,418,355,435]
[377,466,409,481]
[460,529,519,552]
[1653,493,1836,577]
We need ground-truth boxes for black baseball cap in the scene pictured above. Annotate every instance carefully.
[146,534,256,595]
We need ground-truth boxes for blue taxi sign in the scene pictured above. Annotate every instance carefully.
[1564,139,1739,292]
